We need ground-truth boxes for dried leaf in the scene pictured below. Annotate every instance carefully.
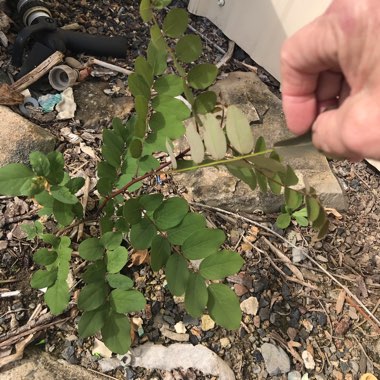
[185,119,205,164]
[165,139,177,169]
[335,289,346,314]
[325,207,343,219]
[0,83,24,105]
[200,113,227,160]
[129,250,150,266]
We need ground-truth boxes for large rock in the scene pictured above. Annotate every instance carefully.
[73,81,134,128]
[0,347,102,380]
[174,72,347,213]
[0,106,56,167]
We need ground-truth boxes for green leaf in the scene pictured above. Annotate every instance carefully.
[294,215,309,227]
[150,235,171,271]
[312,205,326,229]
[101,312,131,354]
[33,248,57,266]
[46,151,65,185]
[22,221,44,240]
[52,200,74,226]
[102,144,121,168]
[207,283,241,329]
[276,213,291,229]
[110,289,146,313]
[306,196,320,222]
[149,112,186,140]
[201,113,227,160]
[199,250,244,280]
[268,174,282,195]
[188,64,218,90]
[185,119,205,164]
[150,24,167,51]
[30,151,50,176]
[103,129,124,154]
[130,217,157,249]
[249,156,286,175]
[139,0,152,22]
[147,41,167,76]
[123,199,142,225]
[193,91,216,114]
[163,8,188,37]
[138,155,160,174]
[31,269,57,289]
[78,283,108,311]
[78,238,104,261]
[107,246,129,274]
[100,231,123,250]
[182,229,225,260]
[115,217,130,233]
[139,193,164,212]
[153,197,189,230]
[98,162,117,181]
[78,305,108,338]
[279,165,299,186]
[0,163,34,196]
[165,253,190,296]
[175,34,202,63]
[255,169,267,192]
[226,161,257,190]
[112,118,130,143]
[45,280,70,315]
[50,186,78,205]
[82,261,107,284]
[151,0,172,9]
[154,74,183,97]
[135,95,149,123]
[285,188,302,210]
[65,177,85,194]
[135,56,154,87]
[226,105,254,154]
[185,273,208,318]
[152,95,191,121]
[167,212,206,245]
[106,274,133,290]
[254,136,267,153]
[317,219,329,239]
[130,139,143,159]
[128,73,151,99]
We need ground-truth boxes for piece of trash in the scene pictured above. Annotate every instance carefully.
[49,65,79,91]
[38,93,62,113]
[19,96,39,117]
[56,87,76,120]
[92,338,112,358]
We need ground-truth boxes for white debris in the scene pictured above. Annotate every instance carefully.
[56,87,76,119]
[302,350,316,370]
[240,296,259,315]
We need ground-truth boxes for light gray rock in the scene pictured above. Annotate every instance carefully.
[261,342,291,376]
[131,342,235,380]
[0,106,56,167]
[288,371,302,380]
[174,71,347,213]
[98,357,122,372]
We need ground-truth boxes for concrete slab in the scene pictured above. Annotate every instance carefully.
[174,71,347,213]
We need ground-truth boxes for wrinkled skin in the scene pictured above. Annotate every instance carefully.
[281,0,380,160]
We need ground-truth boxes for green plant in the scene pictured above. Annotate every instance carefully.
[0,0,329,354]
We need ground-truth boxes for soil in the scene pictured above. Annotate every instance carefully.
[0,1,379,379]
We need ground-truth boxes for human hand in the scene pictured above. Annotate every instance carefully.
[281,0,380,160]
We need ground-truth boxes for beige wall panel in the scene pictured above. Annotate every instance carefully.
[188,0,332,80]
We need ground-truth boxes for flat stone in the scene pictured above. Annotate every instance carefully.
[73,81,133,128]
[0,347,103,380]
[174,71,346,213]
[131,342,235,380]
[0,106,56,167]
[261,342,291,376]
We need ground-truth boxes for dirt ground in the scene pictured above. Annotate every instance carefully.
[0,1,379,379]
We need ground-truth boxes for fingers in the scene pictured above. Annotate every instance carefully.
[281,14,340,135]
[312,91,380,160]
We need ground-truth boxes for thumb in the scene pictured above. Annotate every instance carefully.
[312,92,380,160]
